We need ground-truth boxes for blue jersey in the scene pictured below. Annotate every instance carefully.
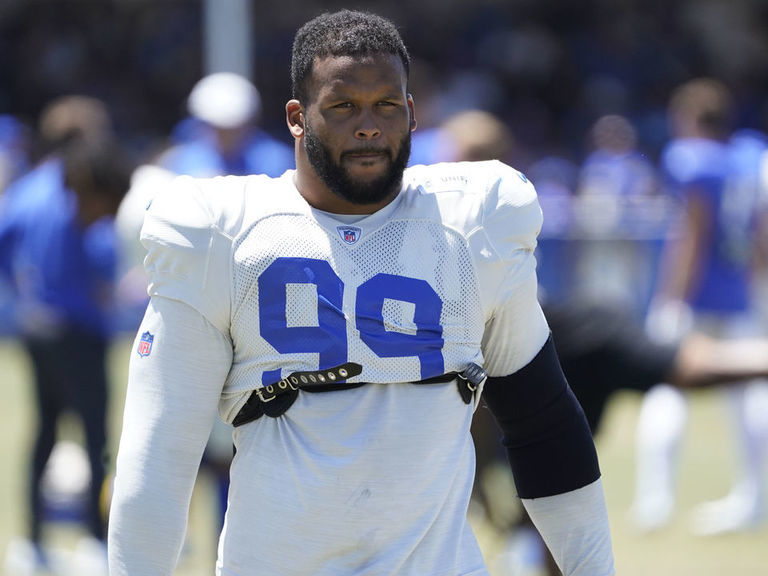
[660,133,767,313]
[0,159,117,335]
[579,149,657,197]
[158,127,294,178]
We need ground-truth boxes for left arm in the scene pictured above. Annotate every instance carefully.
[482,335,614,576]
[108,297,232,575]
[479,163,614,575]
[108,176,235,575]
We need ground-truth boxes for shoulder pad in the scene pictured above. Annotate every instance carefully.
[140,175,248,334]
[409,161,541,257]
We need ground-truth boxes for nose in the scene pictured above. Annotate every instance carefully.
[355,110,381,140]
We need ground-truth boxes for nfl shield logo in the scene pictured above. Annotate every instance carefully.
[137,331,154,357]
[337,226,362,245]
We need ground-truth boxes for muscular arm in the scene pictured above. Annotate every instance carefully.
[482,336,614,576]
[475,162,614,574]
[108,297,232,575]
[480,280,614,574]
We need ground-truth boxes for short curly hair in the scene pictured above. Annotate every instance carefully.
[291,10,410,103]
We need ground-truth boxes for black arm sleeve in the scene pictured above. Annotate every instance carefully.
[482,334,601,499]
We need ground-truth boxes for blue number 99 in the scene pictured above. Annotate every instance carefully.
[258,258,445,378]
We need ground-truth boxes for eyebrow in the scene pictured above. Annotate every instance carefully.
[323,84,405,101]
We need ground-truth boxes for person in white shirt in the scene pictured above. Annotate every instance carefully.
[107,9,615,576]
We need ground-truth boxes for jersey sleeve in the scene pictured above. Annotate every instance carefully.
[479,161,551,376]
[108,296,233,575]
[522,479,615,575]
[140,175,233,335]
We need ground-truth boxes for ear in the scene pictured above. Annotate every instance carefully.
[407,94,418,132]
[286,99,305,139]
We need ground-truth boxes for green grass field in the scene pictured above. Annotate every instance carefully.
[1,336,766,575]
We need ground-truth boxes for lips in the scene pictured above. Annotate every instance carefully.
[343,149,388,160]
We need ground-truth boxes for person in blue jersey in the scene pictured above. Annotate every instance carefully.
[577,114,658,198]
[158,72,295,179]
[570,114,662,316]
[631,78,768,535]
[0,96,132,571]
[108,10,615,576]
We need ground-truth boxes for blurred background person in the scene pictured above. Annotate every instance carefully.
[440,109,516,163]
[571,114,665,316]
[577,114,658,198]
[631,78,768,535]
[156,71,294,179]
[0,95,132,575]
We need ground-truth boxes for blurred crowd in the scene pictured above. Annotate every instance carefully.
[2,1,768,575]
[0,0,766,316]
[2,0,768,160]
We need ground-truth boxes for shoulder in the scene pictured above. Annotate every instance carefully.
[403,160,542,250]
[141,173,276,248]
[5,159,63,197]
[662,138,728,183]
[729,129,768,164]
[2,160,69,222]
[140,174,269,333]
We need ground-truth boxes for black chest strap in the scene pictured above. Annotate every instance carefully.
[232,363,363,426]
[231,362,487,427]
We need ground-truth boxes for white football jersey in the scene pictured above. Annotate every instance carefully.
[109,160,551,576]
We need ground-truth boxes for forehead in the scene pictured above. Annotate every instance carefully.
[309,54,407,97]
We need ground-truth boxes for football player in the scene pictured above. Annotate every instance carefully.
[108,10,614,575]
[632,79,768,534]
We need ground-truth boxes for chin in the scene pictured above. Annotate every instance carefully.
[348,178,402,205]
[347,169,388,187]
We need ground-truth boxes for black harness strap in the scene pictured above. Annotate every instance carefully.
[232,363,363,427]
[232,362,487,427]
[456,363,487,404]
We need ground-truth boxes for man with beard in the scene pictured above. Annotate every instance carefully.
[108,10,614,576]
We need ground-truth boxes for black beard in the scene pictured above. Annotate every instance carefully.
[304,122,411,206]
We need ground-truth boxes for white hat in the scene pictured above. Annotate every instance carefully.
[187,72,261,129]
